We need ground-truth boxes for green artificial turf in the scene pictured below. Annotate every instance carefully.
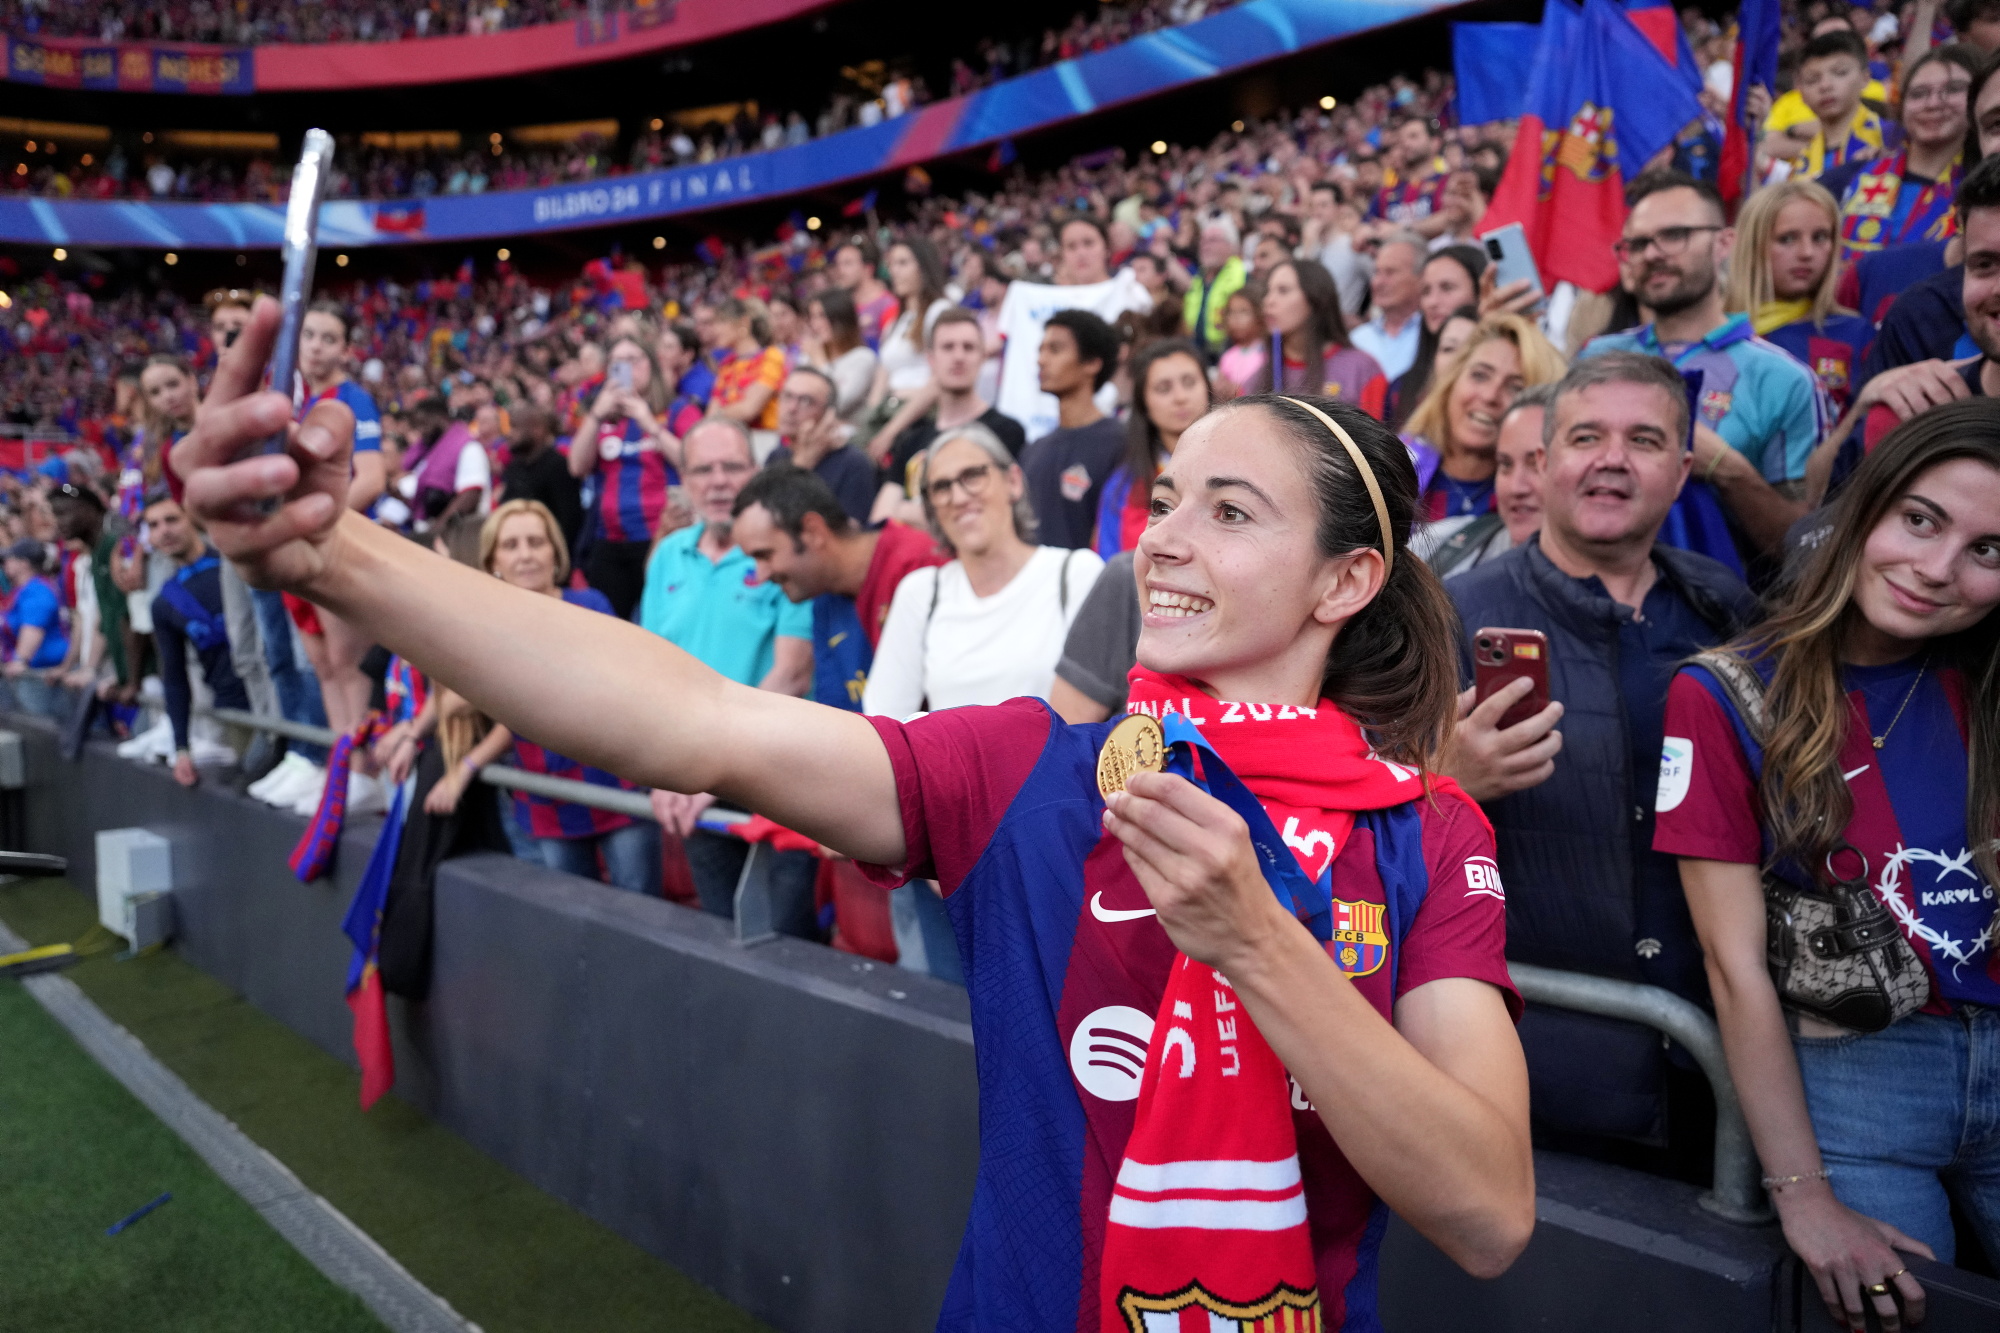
[0,976,386,1333]
[0,877,770,1333]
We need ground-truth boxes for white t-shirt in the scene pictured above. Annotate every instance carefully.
[878,297,954,394]
[862,545,1104,719]
[455,440,493,514]
[994,273,1153,442]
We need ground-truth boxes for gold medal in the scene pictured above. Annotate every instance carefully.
[1096,713,1166,799]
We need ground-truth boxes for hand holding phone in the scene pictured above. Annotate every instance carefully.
[255,128,335,478]
[1473,627,1551,730]
[1477,223,1545,313]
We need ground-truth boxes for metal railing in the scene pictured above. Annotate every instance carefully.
[1509,962,1769,1225]
[198,704,1771,1208]
[204,706,747,831]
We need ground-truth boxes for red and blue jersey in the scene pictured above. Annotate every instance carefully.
[302,379,383,454]
[1759,314,1876,417]
[591,417,677,545]
[510,589,641,840]
[859,698,1514,1332]
[1657,659,2000,1008]
[1369,157,1449,225]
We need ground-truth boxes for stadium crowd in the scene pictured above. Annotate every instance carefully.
[5,0,2000,1321]
[1,0,1243,204]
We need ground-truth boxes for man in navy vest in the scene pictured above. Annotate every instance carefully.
[142,489,249,787]
[1444,354,1757,1157]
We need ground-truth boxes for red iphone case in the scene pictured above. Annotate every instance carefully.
[1473,627,1551,731]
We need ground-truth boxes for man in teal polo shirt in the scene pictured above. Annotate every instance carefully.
[640,417,818,931]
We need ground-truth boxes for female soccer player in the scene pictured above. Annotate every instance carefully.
[177,298,1533,1332]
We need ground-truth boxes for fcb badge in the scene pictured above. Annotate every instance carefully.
[600,434,623,460]
[1098,713,1167,799]
[1699,388,1733,426]
[1329,898,1388,977]
[1060,462,1093,502]
[1117,1280,1322,1333]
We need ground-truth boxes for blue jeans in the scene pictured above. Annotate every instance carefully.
[534,821,661,896]
[2,675,69,721]
[1794,1007,2000,1263]
[251,588,328,763]
[683,829,819,939]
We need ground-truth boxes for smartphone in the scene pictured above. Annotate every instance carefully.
[1478,222,1545,310]
[255,128,336,478]
[610,360,633,392]
[1473,627,1551,730]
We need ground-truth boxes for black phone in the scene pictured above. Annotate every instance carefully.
[252,128,335,487]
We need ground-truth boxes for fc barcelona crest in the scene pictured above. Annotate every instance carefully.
[1329,899,1388,978]
[1118,1280,1322,1333]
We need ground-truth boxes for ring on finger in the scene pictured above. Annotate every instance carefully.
[1866,1281,1893,1296]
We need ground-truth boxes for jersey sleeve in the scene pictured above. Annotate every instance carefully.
[343,384,384,451]
[1399,791,1522,1018]
[856,697,1055,894]
[1652,669,1763,865]
[1769,360,1828,483]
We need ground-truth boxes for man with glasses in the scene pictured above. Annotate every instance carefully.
[638,418,814,914]
[763,367,876,523]
[1584,172,1825,565]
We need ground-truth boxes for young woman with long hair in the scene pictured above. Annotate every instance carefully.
[1093,338,1213,557]
[1658,401,2000,1330]
[1400,314,1567,552]
[1254,258,1390,418]
[871,237,953,403]
[1723,178,1875,416]
[177,298,1535,1332]
[568,333,683,620]
[801,287,879,424]
[1390,245,1489,429]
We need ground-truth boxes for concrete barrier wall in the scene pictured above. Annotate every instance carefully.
[19,717,2000,1332]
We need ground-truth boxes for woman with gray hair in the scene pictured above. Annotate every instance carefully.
[862,422,1102,718]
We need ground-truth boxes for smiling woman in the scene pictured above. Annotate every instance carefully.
[1660,399,2000,1333]
[169,297,1536,1332]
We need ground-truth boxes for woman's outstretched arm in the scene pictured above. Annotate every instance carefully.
[175,298,906,865]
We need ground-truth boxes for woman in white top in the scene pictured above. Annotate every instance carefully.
[864,422,1102,717]
[801,288,878,424]
[871,236,955,401]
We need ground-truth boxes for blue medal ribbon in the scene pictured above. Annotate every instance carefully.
[1156,712,1336,943]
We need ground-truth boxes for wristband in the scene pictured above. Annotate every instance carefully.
[1760,1167,1832,1191]
[1701,445,1727,484]
[460,758,480,776]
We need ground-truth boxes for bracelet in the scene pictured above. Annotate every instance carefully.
[1702,444,1727,484]
[1760,1168,1832,1191]
[459,757,480,776]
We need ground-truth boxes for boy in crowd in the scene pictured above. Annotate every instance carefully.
[1018,310,1125,549]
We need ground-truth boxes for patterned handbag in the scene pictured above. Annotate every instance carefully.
[1693,652,1931,1033]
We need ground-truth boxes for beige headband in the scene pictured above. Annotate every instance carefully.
[1282,397,1394,580]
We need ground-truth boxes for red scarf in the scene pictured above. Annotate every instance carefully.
[1098,669,1427,1331]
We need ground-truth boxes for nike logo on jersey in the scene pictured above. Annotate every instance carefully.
[1844,764,1870,782]
[1090,892,1157,923]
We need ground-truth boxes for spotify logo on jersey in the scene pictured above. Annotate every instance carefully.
[1068,1006,1155,1102]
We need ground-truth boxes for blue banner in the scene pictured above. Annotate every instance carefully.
[1452,23,1541,125]
[1,34,254,93]
[0,0,1460,250]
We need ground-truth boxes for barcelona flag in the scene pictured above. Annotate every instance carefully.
[1478,0,1703,292]
[340,783,407,1110]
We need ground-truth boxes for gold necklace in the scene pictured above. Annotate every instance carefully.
[1871,660,1927,751]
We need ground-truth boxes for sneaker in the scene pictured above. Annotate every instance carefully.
[249,751,311,802]
[263,759,326,810]
[116,715,174,762]
[346,772,389,817]
[287,768,330,817]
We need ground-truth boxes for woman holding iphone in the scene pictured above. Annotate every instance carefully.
[568,334,683,620]
[178,298,1534,1331]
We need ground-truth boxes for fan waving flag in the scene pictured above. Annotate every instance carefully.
[1477,0,1703,292]
[341,782,408,1110]
[1719,0,1781,206]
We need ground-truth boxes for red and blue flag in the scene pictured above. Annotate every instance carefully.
[1719,0,1781,206]
[1478,0,1702,293]
[340,782,406,1110]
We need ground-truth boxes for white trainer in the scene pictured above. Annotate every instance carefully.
[287,768,330,817]
[247,751,307,801]
[345,772,389,817]
[256,754,321,807]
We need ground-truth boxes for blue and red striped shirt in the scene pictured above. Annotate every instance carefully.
[859,697,1515,1331]
[590,417,676,545]
[509,589,643,840]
